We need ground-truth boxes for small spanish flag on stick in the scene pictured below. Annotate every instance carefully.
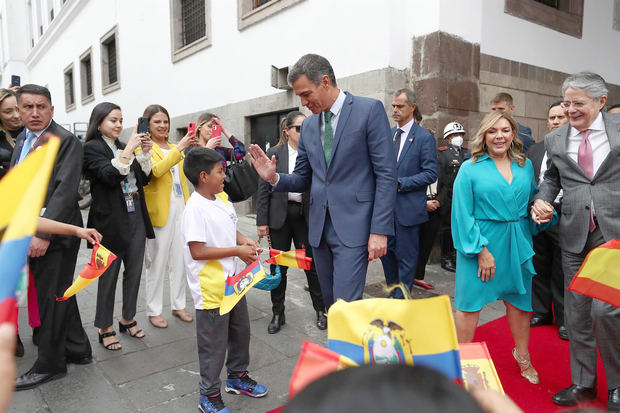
[568,238,620,308]
[56,243,116,301]
[266,248,312,270]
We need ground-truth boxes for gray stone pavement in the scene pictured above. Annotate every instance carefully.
[10,213,504,412]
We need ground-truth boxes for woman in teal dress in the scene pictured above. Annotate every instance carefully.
[451,111,555,385]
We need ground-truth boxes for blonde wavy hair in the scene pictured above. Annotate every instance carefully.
[470,111,526,166]
[0,88,17,148]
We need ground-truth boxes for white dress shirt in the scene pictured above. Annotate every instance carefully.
[566,112,610,176]
[539,151,563,204]
[320,90,347,146]
[287,143,303,203]
[394,118,414,161]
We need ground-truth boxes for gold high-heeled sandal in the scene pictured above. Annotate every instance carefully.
[512,348,539,384]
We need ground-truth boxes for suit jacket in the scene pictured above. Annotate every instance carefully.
[83,136,154,256]
[393,123,437,226]
[526,141,546,182]
[518,123,535,153]
[275,92,397,248]
[140,142,190,227]
[536,112,620,253]
[10,120,83,250]
[256,143,310,230]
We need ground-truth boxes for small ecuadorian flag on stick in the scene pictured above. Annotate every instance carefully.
[57,243,116,301]
[568,238,620,308]
[219,259,266,315]
[266,248,312,270]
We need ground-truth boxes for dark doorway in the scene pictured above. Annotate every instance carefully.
[249,108,298,212]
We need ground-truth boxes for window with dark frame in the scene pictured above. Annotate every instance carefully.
[181,0,206,46]
[504,0,584,38]
[80,52,93,101]
[101,27,120,93]
[253,0,272,8]
[64,67,75,109]
[534,0,559,8]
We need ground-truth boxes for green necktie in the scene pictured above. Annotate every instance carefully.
[323,111,334,165]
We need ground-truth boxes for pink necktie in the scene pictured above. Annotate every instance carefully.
[577,129,596,232]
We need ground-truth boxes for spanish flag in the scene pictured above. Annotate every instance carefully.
[56,243,117,301]
[289,341,357,398]
[327,295,462,381]
[219,259,266,315]
[568,238,620,307]
[0,138,60,326]
[265,248,312,270]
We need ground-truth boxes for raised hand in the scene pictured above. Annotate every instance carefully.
[248,144,277,183]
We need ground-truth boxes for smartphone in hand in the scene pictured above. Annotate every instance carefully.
[212,124,222,138]
[11,75,20,87]
[187,122,196,135]
[137,117,149,134]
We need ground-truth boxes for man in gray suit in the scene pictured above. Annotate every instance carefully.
[532,72,620,410]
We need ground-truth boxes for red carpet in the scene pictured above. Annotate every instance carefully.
[474,316,608,412]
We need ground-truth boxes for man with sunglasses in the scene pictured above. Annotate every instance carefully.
[532,71,620,411]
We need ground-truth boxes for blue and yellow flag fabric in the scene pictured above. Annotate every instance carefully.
[219,258,266,315]
[327,295,462,381]
[0,138,60,326]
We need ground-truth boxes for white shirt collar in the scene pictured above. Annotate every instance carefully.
[26,119,53,138]
[397,118,414,137]
[287,143,297,155]
[327,90,346,117]
[569,112,604,138]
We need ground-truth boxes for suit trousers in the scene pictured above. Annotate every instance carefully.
[196,297,250,396]
[30,238,91,373]
[562,226,620,389]
[416,209,440,280]
[380,219,421,293]
[439,211,455,259]
[312,212,369,308]
[94,204,147,328]
[145,194,187,316]
[269,202,325,315]
[531,225,564,325]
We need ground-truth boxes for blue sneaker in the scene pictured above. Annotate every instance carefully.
[198,393,230,413]
[225,372,268,397]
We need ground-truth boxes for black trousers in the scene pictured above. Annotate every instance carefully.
[30,238,91,374]
[415,209,441,280]
[531,225,564,325]
[439,209,455,259]
[269,202,325,315]
[95,205,147,328]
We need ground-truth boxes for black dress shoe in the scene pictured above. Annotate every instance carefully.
[558,326,569,341]
[66,353,93,365]
[552,384,596,406]
[440,258,456,272]
[267,314,285,334]
[15,369,67,391]
[529,315,553,327]
[316,311,327,330]
[609,388,620,412]
[15,334,24,357]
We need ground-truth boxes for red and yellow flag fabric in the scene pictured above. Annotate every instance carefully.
[289,341,357,399]
[57,243,116,301]
[459,342,504,394]
[265,248,312,270]
[568,238,620,308]
[0,138,59,326]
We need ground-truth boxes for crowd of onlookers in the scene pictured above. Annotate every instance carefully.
[1,52,619,412]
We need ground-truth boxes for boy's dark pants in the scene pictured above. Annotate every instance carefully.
[196,296,250,396]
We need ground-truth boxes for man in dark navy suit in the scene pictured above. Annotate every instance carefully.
[380,88,437,298]
[490,92,535,153]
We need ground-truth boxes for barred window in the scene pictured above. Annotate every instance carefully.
[101,26,120,94]
[80,49,94,103]
[237,0,305,30]
[63,65,75,111]
[253,0,272,8]
[181,0,206,46]
[170,0,211,63]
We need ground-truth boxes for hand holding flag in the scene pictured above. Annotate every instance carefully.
[56,243,116,301]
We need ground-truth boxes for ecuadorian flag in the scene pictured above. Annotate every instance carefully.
[57,243,117,301]
[568,238,620,308]
[327,295,462,381]
[0,138,60,326]
[219,258,266,315]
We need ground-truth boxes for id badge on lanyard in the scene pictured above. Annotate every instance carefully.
[123,180,135,212]
[173,183,183,197]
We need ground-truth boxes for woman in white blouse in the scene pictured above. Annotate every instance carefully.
[83,102,155,351]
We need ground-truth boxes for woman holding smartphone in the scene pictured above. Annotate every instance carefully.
[140,105,196,328]
[83,102,155,350]
[195,112,245,169]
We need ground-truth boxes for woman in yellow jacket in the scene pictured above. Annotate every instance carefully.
[140,104,198,328]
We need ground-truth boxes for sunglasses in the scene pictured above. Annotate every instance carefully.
[289,125,302,132]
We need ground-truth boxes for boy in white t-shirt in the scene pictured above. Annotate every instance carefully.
[181,148,267,413]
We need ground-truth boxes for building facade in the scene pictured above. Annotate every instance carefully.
[1,0,619,214]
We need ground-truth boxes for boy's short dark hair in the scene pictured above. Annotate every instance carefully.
[183,147,224,186]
